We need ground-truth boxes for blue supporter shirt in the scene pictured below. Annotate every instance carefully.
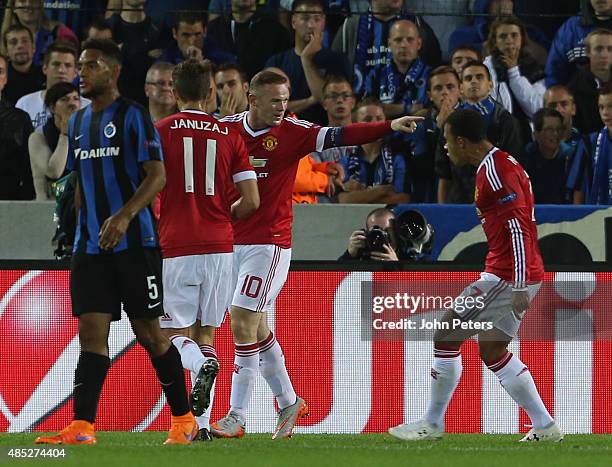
[363,58,430,113]
[390,116,438,203]
[339,142,408,194]
[565,127,592,198]
[67,97,163,254]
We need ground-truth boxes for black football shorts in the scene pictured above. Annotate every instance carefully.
[70,248,164,321]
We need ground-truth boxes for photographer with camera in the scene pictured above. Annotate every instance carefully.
[339,207,434,262]
[341,207,399,261]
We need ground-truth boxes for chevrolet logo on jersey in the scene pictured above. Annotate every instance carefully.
[249,156,268,168]
[75,147,121,160]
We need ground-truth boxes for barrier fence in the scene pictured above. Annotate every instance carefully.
[1,262,610,434]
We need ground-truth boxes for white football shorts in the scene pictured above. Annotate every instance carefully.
[160,253,233,329]
[454,272,541,338]
[231,244,292,313]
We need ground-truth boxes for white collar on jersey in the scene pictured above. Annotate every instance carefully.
[477,146,500,172]
[242,111,272,138]
[181,109,208,115]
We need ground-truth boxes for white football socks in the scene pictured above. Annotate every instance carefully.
[258,332,297,409]
[489,352,554,429]
[229,342,259,422]
[423,348,463,428]
[169,335,205,374]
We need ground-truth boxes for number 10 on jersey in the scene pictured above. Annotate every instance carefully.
[183,136,217,195]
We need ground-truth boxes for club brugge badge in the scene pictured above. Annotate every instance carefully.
[262,135,278,151]
[104,121,117,139]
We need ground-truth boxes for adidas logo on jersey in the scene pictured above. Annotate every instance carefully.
[75,147,120,160]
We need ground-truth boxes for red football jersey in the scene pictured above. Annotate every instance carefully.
[221,112,328,247]
[155,110,255,258]
[474,148,544,287]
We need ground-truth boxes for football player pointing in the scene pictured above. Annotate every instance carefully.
[211,70,422,439]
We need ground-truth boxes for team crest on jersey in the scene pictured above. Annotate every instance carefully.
[104,121,117,139]
[249,156,268,167]
[262,135,278,151]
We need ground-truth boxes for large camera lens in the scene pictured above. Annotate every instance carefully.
[396,210,426,241]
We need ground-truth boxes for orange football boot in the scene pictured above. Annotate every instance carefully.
[163,412,198,445]
[35,420,96,445]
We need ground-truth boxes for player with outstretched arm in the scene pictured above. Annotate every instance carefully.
[211,70,422,439]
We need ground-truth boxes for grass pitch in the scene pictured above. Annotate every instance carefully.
[0,433,610,467]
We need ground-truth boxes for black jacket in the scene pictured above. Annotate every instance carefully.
[0,101,34,200]
[568,68,604,135]
[207,11,291,80]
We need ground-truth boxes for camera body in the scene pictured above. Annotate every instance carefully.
[361,226,391,256]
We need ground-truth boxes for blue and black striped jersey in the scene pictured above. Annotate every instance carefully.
[67,97,163,255]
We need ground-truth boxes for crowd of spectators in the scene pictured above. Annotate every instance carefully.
[1,0,612,207]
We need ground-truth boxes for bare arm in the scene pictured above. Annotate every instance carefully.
[287,96,317,115]
[28,132,53,200]
[0,7,14,55]
[46,135,70,180]
[300,29,326,103]
[381,191,411,204]
[437,178,449,203]
[105,0,122,18]
[337,185,397,203]
[573,190,585,205]
[231,178,260,220]
[278,9,291,31]
[98,160,166,249]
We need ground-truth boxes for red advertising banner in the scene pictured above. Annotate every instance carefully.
[0,269,610,434]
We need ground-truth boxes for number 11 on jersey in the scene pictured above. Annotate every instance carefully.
[183,136,217,195]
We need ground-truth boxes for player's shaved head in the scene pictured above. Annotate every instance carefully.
[446,108,487,143]
[249,70,289,96]
[172,59,213,102]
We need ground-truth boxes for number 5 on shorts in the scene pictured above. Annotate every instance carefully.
[240,275,262,298]
[147,275,159,300]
